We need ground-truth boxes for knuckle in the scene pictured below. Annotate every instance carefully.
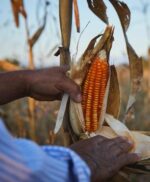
[120,143,129,151]
[115,136,126,143]
[94,135,106,142]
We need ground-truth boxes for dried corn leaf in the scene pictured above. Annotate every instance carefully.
[70,34,101,86]
[87,0,108,24]
[82,34,101,59]
[106,65,120,118]
[30,7,47,48]
[73,0,80,32]
[104,27,114,59]
[92,26,114,57]
[124,45,143,122]
[109,0,130,32]
[126,44,143,95]
[11,0,27,27]
[109,0,143,123]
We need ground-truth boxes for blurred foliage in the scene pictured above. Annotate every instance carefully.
[0,98,62,145]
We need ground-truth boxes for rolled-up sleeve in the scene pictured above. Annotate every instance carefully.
[0,120,91,182]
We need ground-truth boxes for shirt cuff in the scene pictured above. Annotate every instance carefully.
[42,145,91,182]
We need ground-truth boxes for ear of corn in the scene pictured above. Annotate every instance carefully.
[69,50,110,135]
[82,50,109,132]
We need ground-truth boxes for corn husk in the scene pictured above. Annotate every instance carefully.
[68,26,150,174]
[69,26,114,136]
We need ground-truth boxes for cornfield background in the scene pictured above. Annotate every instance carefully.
[0,0,150,181]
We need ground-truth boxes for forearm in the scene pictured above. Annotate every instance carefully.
[0,70,30,105]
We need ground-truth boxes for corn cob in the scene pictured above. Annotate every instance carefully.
[82,50,109,132]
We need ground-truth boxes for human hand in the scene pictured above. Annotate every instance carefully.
[26,66,81,102]
[70,136,139,182]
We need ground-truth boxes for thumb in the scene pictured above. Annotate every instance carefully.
[57,77,82,103]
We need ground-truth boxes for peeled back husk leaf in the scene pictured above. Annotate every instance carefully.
[102,114,150,160]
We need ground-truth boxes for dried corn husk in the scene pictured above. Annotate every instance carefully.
[68,26,150,170]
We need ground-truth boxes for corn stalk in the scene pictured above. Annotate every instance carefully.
[58,0,76,145]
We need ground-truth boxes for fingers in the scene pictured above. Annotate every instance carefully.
[108,137,134,156]
[59,66,82,102]
[57,76,82,103]
[118,153,140,167]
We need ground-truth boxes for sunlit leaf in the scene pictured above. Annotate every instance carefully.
[11,0,27,27]
[87,0,108,24]
[73,0,80,32]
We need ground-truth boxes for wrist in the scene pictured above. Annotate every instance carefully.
[22,69,34,97]
[70,147,96,180]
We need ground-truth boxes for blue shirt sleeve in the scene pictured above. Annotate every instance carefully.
[0,119,91,182]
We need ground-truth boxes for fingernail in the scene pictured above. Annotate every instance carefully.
[76,94,82,102]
